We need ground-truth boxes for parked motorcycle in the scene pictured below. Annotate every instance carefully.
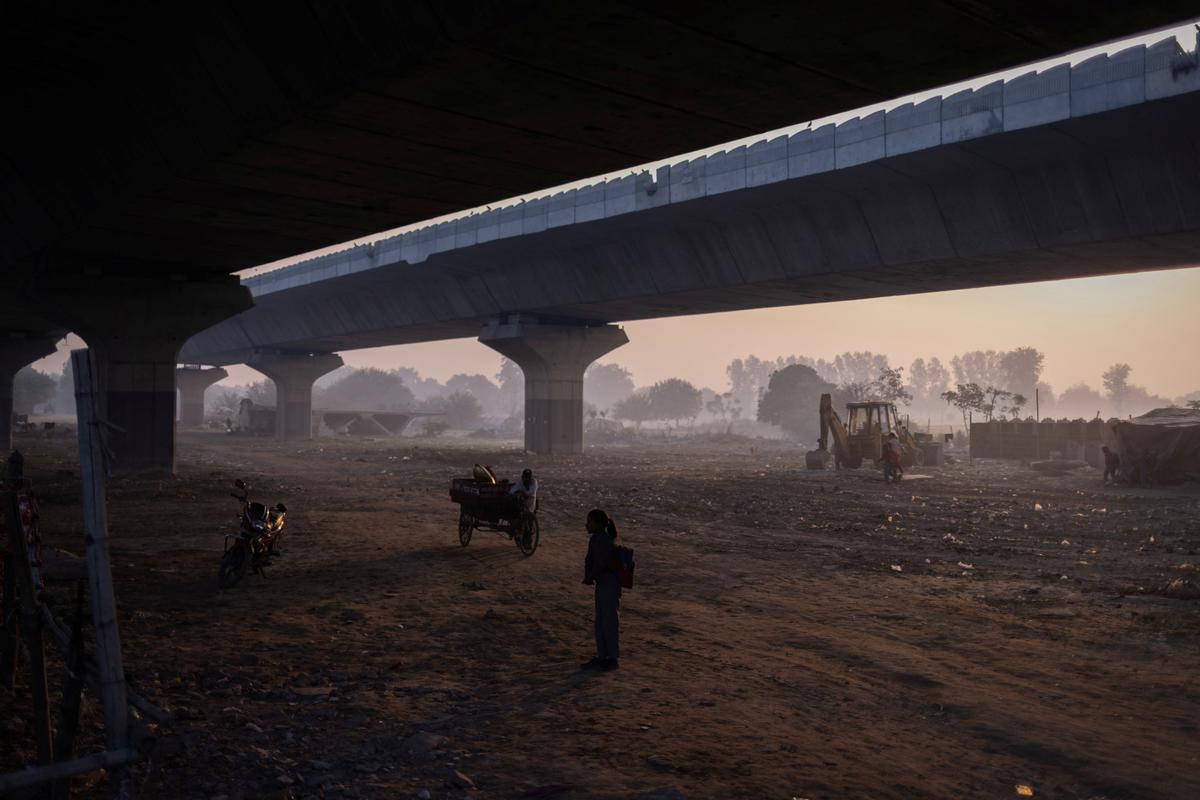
[218,479,287,589]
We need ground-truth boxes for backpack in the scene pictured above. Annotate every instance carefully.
[616,545,635,589]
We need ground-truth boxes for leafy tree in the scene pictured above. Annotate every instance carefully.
[393,367,446,401]
[495,358,524,416]
[319,367,415,411]
[647,378,702,428]
[925,357,951,404]
[982,386,1012,422]
[871,366,912,406]
[613,393,654,430]
[207,387,242,419]
[794,356,840,385]
[727,355,784,419]
[841,381,872,401]
[756,364,839,440]
[999,347,1045,398]
[584,362,635,412]
[1033,382,1056,416]
[1056,383,1106,419]
[908,356,951,415]
[437,391,483,429]
[446,373,502,416]
[13,366,56,414]
[941,382,986,430]
[705,391,743,434]
[1118,385,1171,417]
[1102,363,1133,415]
[832,352,889,387]
[908,358,930,404]
[951,351,1005,388]
[1003,393,1028,420]
[1188,399,1200,411]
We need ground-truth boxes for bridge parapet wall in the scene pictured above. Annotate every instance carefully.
[244,32,1200,298]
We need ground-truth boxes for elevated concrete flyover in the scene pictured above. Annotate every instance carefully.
[183,35,1200,453]
[6,4,1199,470]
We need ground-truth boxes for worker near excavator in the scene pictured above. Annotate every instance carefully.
[1102,446,1121,485]
[882,432,903,482]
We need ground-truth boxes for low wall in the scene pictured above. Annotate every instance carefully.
[970,419,1111,466]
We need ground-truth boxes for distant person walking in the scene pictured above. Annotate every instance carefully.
[582,509,621,671]
[1102,446,1121,484]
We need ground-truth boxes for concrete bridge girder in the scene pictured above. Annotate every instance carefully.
[246,352,344,441]
[21,269,252,474]
[479,318,628,455]
[175,367,228,428]
[181,94,1200,369]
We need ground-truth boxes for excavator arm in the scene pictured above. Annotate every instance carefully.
[809,393,852,469]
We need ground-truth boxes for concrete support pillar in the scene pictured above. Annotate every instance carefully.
[27,268,252,474]
[0,333,60,454]
[246,352,343,440]
[175,367,228,428]
[479,317,627,454]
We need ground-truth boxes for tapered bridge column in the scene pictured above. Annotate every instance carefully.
[27,266,252,474]
[479,317,627,454]
[246,352,343,440]
[1,333,60,454]
[176,367,228,428]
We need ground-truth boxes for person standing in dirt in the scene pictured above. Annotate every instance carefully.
[582,509,621,671]
[882,432,903,483]
[1102,446,1121,485]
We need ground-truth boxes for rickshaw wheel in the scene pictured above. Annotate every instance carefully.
[458,509,474,546]
[516,514,539,557]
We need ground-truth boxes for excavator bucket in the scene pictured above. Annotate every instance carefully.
[806,448,833,470]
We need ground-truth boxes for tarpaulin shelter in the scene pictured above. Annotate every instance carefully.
[1111,408,1200,485]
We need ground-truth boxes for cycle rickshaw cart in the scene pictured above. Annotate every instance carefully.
[450,477,539,556]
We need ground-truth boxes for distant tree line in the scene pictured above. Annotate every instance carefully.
[12,346,1196,439]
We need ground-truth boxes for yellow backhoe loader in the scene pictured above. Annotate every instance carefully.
[806,394,921,469]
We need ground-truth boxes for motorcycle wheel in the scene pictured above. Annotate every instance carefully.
[218,545,249,589]
[458,509,474,547]
[516,514,539,557]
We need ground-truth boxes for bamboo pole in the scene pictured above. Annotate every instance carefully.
[40,604,168,726]
[71,349,129,752]
[1,452,21,689]
[4,488,54,765]
[0,748,136,794]
[0,527,17,689]
[52,582,87,800]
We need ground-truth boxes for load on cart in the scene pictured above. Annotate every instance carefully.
[450,464,539,556]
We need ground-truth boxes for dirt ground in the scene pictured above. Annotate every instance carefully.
[3,430,1200,800]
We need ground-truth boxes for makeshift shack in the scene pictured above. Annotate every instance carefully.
[1110,408,1200,485]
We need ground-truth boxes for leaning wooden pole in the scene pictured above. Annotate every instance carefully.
[4,487,54,765]
[0,516,18,689]
[71,349,129,751]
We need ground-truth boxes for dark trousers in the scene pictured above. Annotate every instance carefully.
[594,575,621,660]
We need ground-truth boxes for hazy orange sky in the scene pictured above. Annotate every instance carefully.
[33,265,1200,400]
